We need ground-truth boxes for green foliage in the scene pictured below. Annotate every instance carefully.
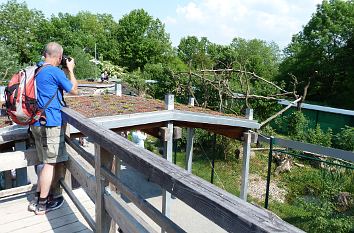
[279,0,354,109]
[177,36,213,69]
[99,60,125,79]
[0,42,19,80]
[274,111,335,146]
[333,126,354,151]
[279,164,354,232]
[306,125,333,147]
[45,11,120,64]
[116,9,172,71]
[286,111,308,141]
[230,38,281,79]
[68,47,97,79]
[0,0,45,63]
[124,69,146,96]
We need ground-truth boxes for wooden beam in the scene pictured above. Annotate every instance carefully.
[0,131,28,145]
[0,149,39,172]
[15,141,28,187]
[62,107,304,233]
[95,144,115,233]
[60,179,96,231]
[173,121,245,139]
[64,144,96,201]
[0,184,36,198]
[101,167,185,233]
[104,192,158,233]
[65,136,95,166]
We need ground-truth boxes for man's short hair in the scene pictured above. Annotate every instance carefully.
[44,42,63,58]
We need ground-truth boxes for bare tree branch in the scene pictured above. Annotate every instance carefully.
[260,97,302,128]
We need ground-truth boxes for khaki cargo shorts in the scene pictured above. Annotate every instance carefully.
[30,126,68,164]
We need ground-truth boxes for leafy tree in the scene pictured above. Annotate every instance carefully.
[177,36,213,69]
[0,42,19,81]
[45,12,120,64]
[0,0,45,64]
[230,38,281,79]
[279,0,354,109]
[68,47,97,80]
[116,9,172,71]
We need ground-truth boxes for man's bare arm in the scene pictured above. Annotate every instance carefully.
[66,58,79,95]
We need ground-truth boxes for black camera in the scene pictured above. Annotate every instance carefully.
[61,55,72,68]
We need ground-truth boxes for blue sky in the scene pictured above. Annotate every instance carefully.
[0,0,322,48]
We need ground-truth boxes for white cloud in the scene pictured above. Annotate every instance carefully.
[163,16,177,25]
[176,2,206,22]
[168,0,321,48]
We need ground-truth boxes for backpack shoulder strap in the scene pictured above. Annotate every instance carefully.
[34,63,52,77]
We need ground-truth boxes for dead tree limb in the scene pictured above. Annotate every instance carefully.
[201,69,288,93]
[260,97,302,128]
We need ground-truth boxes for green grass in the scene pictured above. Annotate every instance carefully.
[144,138,354,233]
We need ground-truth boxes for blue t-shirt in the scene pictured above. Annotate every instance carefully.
[33,63,73,126]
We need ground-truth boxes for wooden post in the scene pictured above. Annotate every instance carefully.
[185,97,194,173]
[64,124,72,189]
[95,143,115,233]
[115,83,122,96]
[240,108,253,201]
[15,141,27,187]
[162,94,174,233]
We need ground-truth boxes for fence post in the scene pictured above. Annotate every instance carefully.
[162,94,174,233]
[210,133,216,184]
[240,108,253,201]
[64,124,72,189]
[264,136,274,209]
[115,83,122,96]
[15,141,27,187]
[185,97,195,173]
[95,143,115,233]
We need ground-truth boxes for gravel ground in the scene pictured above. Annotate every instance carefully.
[248,174,287,203]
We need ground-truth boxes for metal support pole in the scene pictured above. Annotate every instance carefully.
[162,94,174,233]
[210,134,216,184]
[240,108,253,201]
[264,136,274,209]
[173,140,177,164]
[185,97,195,173]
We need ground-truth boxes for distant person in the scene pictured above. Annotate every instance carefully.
[101,71,108,82]
[131,130,147,148]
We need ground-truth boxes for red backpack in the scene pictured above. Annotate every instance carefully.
[4,64,56,125]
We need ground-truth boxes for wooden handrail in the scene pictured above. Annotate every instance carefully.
[62,107,304,233]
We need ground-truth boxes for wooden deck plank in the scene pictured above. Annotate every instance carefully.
[0,188,95,233]
[0,198,93,225]
[42,219,90,233]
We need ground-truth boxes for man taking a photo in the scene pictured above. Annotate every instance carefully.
[28,42,78,215]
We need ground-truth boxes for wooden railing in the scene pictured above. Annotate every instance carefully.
[0,107,305,233]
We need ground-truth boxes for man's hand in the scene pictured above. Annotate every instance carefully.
[65,57,78,95]
[66,57,75,74]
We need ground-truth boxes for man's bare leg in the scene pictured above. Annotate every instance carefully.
[28,165,42,212]
[35,163,55,215]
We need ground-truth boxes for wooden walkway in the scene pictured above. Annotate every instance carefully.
[0,188,94,233]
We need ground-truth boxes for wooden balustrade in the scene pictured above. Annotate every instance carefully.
[0,107,305,233]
